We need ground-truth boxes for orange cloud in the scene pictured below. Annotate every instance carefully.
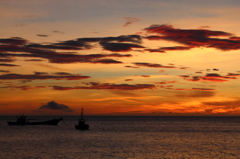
[52,83,156,91]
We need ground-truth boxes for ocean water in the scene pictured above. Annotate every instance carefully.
[0,116,239,159]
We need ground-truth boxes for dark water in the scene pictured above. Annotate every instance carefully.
[0,116,240,159]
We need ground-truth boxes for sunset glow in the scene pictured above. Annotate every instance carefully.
[1,0,240,116]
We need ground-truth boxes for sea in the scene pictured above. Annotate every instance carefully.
[0,116,239,159]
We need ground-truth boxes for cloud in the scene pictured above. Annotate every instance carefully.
[202,99,240,109]
[134,75,150,78]
[0,37,27,45]
[227,73,240,77]
[155,80,177,85]
[36,34,48,37]
[0,50,128,64]
[133,62,176,68]
[125,79,133,81]
[0,58,15,62]
[100,42,144,52]
[0,72,90,80]
[34,71,48,75]
[201,99,240,114]
[125,65,139,69]
[0,63,19,67]
[26,43,84,50]
[91,59,123,64]
[25,59,44,62]
[0,70,10,73]
[179,73,237,82]
[191,88,215,91]
[7,85,48,91]
[145,46,192,53]
[52,82,156,91]
[0,36,134,64]
[144,24,240,51]
[173,88,215,91]
[143,48,165,53]
[52,30,65,34]
[175,90,215,98]
[39,101,72,112]
[40,35,144,53]
[74,35,139,43]
[123,17,140,27]
[53,72,73,76]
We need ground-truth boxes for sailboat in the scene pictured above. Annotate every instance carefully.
[75,108,89,130]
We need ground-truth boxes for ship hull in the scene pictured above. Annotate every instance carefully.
[8,118,63,126]
[75,124,89,130]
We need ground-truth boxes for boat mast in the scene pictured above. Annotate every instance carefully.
[80,108,83,119]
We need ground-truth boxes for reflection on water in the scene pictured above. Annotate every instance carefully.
[0,116,239,158]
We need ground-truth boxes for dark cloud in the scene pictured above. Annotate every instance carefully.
[179,67,189,70]
[125,65,139,69]
[0,58,15,62]
[92,59,123,64]
[0,35,139,64]
[52,30,65,34]
[81,35,142,44]
[123,17,140,27]
[202,99,240,109]
[144,24,240,51]
[25,59,44,62]
[192,88,215,91]
[144,48,165,53]
[39,101,72,112]
[52,82,156,91]
[179,73,237,82]
[0,72,90,80]
[34,72,48,75]
[54,35,144,52]
[26,43,84,50]
[36,34,48,37]
[155,80,177,85]
[229,36,240,40]
[0,70,10,73]
[100,42,144,52]
[0,63,19,67]
[56,35,142,49]
[175,90,215,98]
[133,62,176,68]
[135,75,150,78]
[227,73,240,77]
[85,53,132,58]
[201,99,240,114]
[145,46,192,53]
[53,72,73,76]
[0,47,128,64]
[48,53,128,64]
[0,37,27,45]
[160,46,192,51]
[7,85,48,91]
[199,26,211,29]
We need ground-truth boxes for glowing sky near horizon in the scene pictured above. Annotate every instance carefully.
[1,0,240,116]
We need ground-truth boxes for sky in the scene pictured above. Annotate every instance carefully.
[1,0,240,116]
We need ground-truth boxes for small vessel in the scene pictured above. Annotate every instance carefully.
[75,108,89,130]
[7,116,63,126]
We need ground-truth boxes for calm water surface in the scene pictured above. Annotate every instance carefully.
[0,116,239,159]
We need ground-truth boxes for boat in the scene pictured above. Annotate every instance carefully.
[75,108,89,130]
[7,116,63,126]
